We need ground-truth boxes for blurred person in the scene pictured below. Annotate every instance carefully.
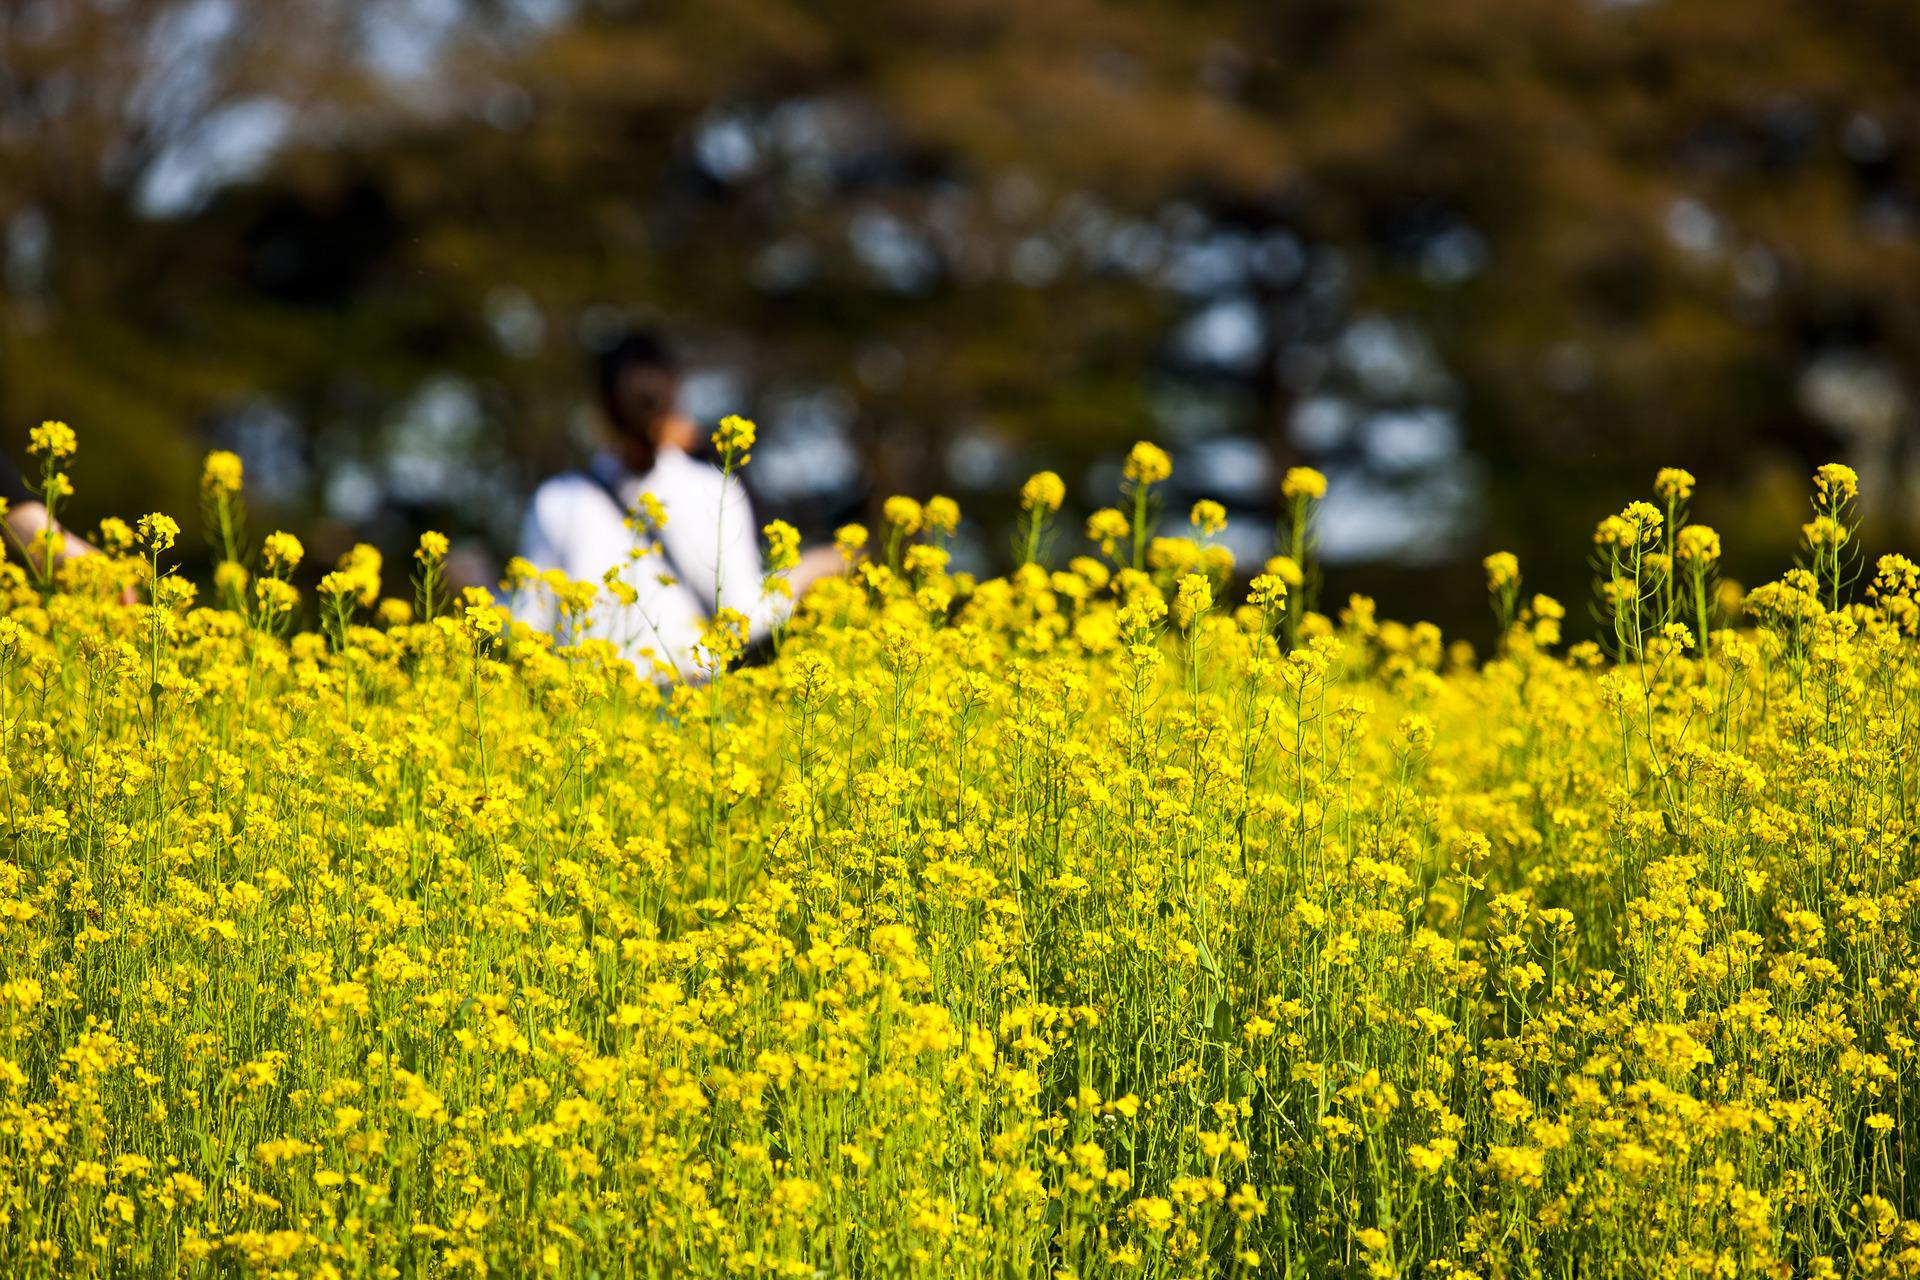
[514,328,838,678]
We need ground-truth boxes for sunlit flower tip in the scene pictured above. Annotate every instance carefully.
[903,543,948,575]
[1085,506,1129,547]
[1012,561,1050,592]
[603,570,639,607]
[1066,555,1109,590]
[136,513,180,552]
[1172,572,1212,627]
[1482,551,1521,591]
[462,604,504,639]
[502,556,537,588]
[1020,470,1066,513]
[1247,573,1288,609]
[1122,441,1172,486]
[696,608,749,669]
[201,450,245,494]
[1188,499,1227,536]
[712,413,757,461]
[883,495,924,533]
[1675,524,1720,563]
[213,561,250,595]
[1812,462,1859,502]
[1129,1196,1176,1232]
[618,491,664,533]
[923,494,961,534]
[254,577,299,612]
[1873,553,1920,600]
[262,531,305,572]
[1146,535,1201,573]
[1652,467,1695,502]
[98,517,134,554]
[318,570,359,599]
[28,419,77,460]
[1265,554,1304,588]
[763,519,801,572]
[1802,515,1849,550]
[834,523,869,562]
[416,530,451,562]
[1601,501,1663,547]
[1280,466,1327,501]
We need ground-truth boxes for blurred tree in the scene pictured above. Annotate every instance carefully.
[4,0,1918,615]
[0,0,396,522]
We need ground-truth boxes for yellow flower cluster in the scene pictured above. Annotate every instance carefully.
[27,419,77,461]
[712,414,756,468]
[0,430,1917,1278]
[1020,471,1066,514]
[201,450,245,495]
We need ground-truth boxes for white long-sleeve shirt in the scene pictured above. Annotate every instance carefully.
[513,447,781,678]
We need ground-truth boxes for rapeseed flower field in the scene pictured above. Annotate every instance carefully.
[1,424,1918,1279]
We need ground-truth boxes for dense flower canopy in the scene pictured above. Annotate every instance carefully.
[0,426,1917,1277]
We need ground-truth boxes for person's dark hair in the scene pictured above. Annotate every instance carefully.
[594,328,682,475]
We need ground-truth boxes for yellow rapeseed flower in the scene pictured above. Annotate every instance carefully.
[1122,442,1172,486]
[1281,466,1327,500]
[1021,471,1066,513]
[262,530,304,573]
[883,495,925,534]
[28,420,77,460]
[201,450,244,494]
[1653,467,1695,502]
[712,414,756,465]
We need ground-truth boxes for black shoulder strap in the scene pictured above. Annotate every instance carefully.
[578,466,710,613]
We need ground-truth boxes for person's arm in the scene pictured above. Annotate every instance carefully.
[789,545,845,598]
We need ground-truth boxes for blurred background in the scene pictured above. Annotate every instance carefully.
[4,0,1919,635]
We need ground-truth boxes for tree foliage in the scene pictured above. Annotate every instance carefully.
[4,0,1917,604]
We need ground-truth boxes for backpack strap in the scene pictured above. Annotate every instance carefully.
[578,460,708,613]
